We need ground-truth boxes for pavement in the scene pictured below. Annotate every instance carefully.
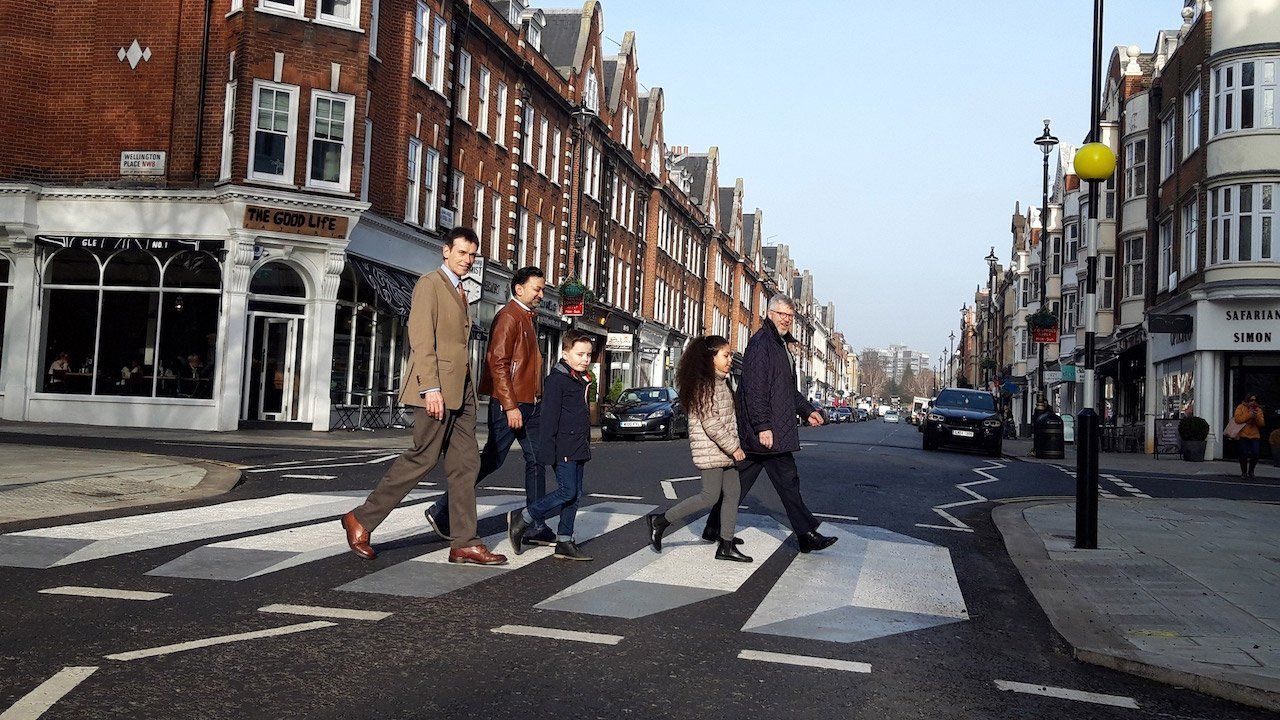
[1003,437,1280,478]
[0,443,243,524]
[995,497,1280,712]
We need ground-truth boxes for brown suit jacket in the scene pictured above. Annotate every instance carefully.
[399,268,472,411]
[478,300,543,410]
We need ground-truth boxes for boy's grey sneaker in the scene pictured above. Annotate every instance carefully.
[507,509,530,556]
[424,509,453,540]
[523,526,557,546]
[553,541,592,561]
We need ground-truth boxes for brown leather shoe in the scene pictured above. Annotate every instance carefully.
[341,511,376,560]
[448,543,508,566]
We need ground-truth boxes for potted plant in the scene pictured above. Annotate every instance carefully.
[1179,416,1210,462]
[1026,308,1058,330]
[1269,429,1280,467]
[980,356,997,371]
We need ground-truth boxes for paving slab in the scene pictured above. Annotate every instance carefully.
[995,497,1280,712]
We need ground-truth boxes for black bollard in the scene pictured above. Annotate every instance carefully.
[1075,408,1099,548]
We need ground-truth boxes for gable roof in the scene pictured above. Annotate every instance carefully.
[540,8,586,75]
[741,213,757,258]
[717,187,735,234]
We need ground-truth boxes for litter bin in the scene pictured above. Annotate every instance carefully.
[1033,411,1065,459]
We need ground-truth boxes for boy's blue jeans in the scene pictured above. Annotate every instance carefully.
[524,459,586,541]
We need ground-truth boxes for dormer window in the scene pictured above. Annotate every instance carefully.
[527,21,541,51]
[584,68,599,113]
[507,0,525,26]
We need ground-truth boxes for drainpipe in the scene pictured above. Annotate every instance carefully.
[192,0,213,181]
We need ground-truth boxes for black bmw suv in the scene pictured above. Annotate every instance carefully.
[921,388,1003,457]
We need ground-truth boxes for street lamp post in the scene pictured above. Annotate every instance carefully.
[985,247,999,389]
[948,330,956,389]
[1034,119,1059,411]
[1073,0,1115,550]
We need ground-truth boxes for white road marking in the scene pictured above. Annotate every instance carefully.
[258,604,391,622]
[244,455,366,469]
[917,460,1005,532]
[1103,474,1152,498]
[38,586,170,601]
[665,476,700,482]
[0,666,98,720]
[814,513,858,521]
[914,523,974,533]
[738,649,871,674]
[483,486,527,493]
[660,481,678,499]
[994,680,1139,709]
[588,493,643,500]
[490,624,623,645]
[365,454,400,464]
[280,474,337,480]
[105,621,336,661]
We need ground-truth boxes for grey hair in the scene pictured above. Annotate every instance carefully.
[767,294,796,312]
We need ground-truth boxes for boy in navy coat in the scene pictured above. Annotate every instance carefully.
[507,330,595,561]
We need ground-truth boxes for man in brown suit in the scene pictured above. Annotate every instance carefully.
[341,227,506,565]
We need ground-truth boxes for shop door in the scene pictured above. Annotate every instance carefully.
[244,313,305,422]
[1226,363,1280,459]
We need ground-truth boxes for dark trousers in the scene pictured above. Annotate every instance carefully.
[526,459,587,540]
[704,451,819,536]
[430,400,547,529]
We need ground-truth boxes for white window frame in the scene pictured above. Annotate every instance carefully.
[1210,183,1277,264]
[412,2,429,82]
[405,137,422,223]
[1160,113,1175,182]
[490,194,501,263]
[1183,84,1201,157]
[360,117,371,203]
[247,80,299,184]
[305,90,356,192]
[473,183,485,252]
[1181,199,1199,276]
[516,207,529,267]
[430,16,447,91]
[1066,222,1079,264]
[583,68,599,114]
[451,170,465,218]
[456,51,471,122]
[1123,137,1147,199]
[551,128,562,184]
[230,0,244,13]
[423,147,440,229]
[1061,290,1077,331]
[546,226,557,285]
[1100,254,1115,310]
[219,73,236,181]
[496,83,509,147]
[533,219,543,276]
[521,106,535,166]
[1212,58,1278,136]
[1123,234,1144,299]
[257,0,304,20]
[537,117,549,175]
[1157,219,1173,292]
[476,66,491,136]
[316,0,360,30]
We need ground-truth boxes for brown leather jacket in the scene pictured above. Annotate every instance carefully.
[478,300,543,410]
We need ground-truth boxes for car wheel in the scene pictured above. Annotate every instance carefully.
[601,431,615,442]
[923,435,935,451]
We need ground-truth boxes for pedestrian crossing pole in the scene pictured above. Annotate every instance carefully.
[1074,0,1115,550]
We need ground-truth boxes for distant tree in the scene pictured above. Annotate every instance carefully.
[908,369,936,397]
[898,367,916,398]
[858,349,890,399]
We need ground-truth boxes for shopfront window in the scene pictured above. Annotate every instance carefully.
[1156,355,1195,419]
[39,245,222,399]
[330,265,407,406]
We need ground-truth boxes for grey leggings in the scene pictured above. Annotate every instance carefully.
[662,466,740,542]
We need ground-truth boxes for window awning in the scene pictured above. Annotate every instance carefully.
[347,255,419,318]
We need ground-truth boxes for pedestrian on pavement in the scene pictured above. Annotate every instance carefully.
[423,266,554,547]
[507,329,595,561]
[1233,393,1265,478]
[340,227,507,566]
[646,335,752,562]
[703,295,838,553]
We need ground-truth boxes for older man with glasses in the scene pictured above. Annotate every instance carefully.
[703,294,837,553]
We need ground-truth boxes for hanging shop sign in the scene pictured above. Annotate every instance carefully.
[562,296,584,316]
[1032,327,1059,344]
[244,205,349,239]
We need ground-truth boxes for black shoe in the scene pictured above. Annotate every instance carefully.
[523,526,557,546]
[647,513,671,552]
[507,509,530,556]
[701,527,744,545]
[796,530,838,554]
[715,540,753,563]
[554,541,592,561]
[424,509,454,540]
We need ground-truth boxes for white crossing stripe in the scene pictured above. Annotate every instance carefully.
[483,486,526,492]
[1103,474,1152,498]
[0,666,98,720]
[258,604,390,622]
[659,481,678,499]
[737,649,871,674]
[38,586,170,601]
[105,621,336,661]
[814,513,858,521]
[914,523,975,533]
[490,624,623,646]
[281,474,337,480]
[994,680,1139,709]
[588,493,643,500]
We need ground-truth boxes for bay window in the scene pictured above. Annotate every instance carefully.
[1213,58,1278,135]
[306,91,355,191]
[1100,254,1115,310]
[1123,138,1146,199]
[1211,183,1278,264]
[249,81,298,183]
[1123,235,1144,298]
[405,138,421,223]
[1181,200,1198,276]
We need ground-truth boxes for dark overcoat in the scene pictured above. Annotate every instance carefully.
[537,361,592,464]
[736,319,821,455]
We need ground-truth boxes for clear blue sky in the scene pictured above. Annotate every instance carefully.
[597,0,1180,355]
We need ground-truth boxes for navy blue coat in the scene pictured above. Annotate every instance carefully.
[537,361,592,464]
[736,320,821,455]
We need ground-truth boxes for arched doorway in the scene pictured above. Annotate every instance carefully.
[243,261,309,423]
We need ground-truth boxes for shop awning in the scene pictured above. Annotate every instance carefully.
[347,255,419,318]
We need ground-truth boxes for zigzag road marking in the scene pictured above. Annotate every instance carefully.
[1103,474,1152,498]
[337,501,654,599]
[0,491,419,569]
[1054,465,1118,498]
[915,461,1005,532]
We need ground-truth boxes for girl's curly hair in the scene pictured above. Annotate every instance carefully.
[676,335,730,419]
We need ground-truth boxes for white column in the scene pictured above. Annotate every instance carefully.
[1143,351,1158,454]
[309,249,344,431]
[1,243,37,422]
[1194,350,1222,460]
[214,234,255,431]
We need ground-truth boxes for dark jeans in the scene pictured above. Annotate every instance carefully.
[525,459,586,540]
[430,400,548,529]
[704,451,819,537]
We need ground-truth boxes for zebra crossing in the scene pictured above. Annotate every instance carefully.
[1051,466,1153,499]
[2,490,970,645]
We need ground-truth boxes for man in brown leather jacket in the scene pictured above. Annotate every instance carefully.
[424,266,555,546]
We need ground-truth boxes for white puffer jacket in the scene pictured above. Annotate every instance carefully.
[688,374,741,469]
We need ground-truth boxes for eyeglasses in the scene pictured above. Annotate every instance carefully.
[770,310,795,319]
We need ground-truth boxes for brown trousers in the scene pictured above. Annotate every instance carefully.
[353,377,481,549]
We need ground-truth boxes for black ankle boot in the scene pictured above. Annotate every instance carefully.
[701,526,743,545]
[715,539,753,563]
[797,530,838,553]
[647,513,670,552]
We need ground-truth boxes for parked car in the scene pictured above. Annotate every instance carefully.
[884,410,900,423]
[824,406,842,423]
[921,388,1003,457]
[601,387,689,441]
[855,408,870,422]
[833,407,853,424]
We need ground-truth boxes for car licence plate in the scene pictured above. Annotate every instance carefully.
[951,429,975,438]
[621,421,644,428]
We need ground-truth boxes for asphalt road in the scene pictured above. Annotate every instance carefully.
[1,420,1276,719]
